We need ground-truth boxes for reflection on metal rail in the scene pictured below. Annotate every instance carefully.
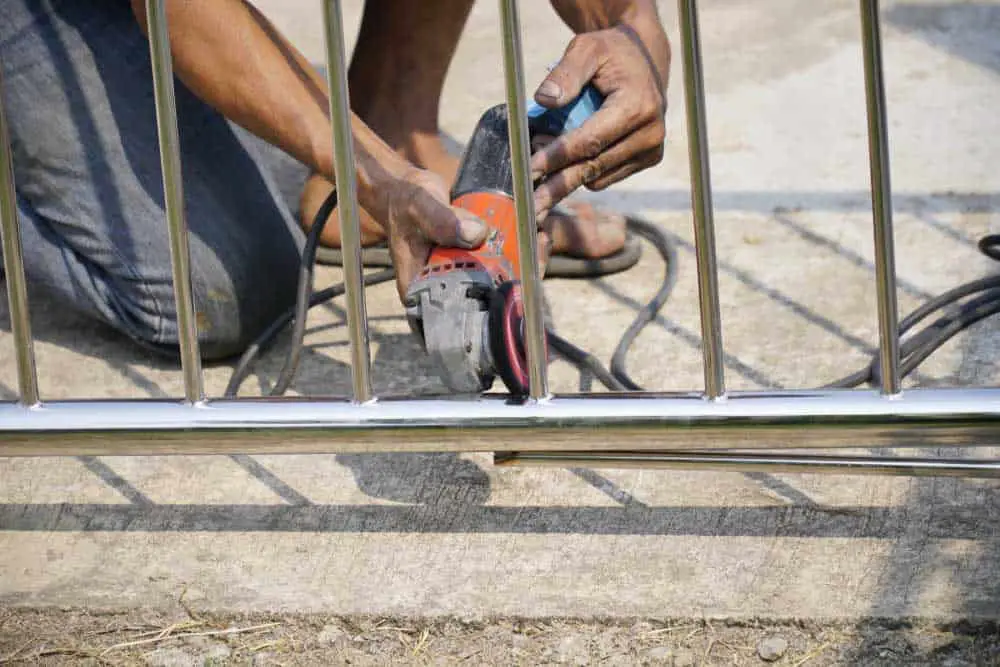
[495,451,1000,479]
[0,67,38,407]
[860,0,902,396]
[145,0,204,403]
[678,0,725,400]
[321,0,373,404]
[499,0,550,401]
[0,389,998,462]
[0,0,997,479]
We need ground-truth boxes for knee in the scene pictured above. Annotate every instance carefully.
[142,236,300,362]
[190,243,300,362]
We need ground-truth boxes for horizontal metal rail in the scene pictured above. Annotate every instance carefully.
[0,388,997,457]
[494,451,1000,478]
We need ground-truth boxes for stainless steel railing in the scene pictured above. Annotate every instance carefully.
[0,0,998,477]
[0,63,37,409]
[145,0,205,404]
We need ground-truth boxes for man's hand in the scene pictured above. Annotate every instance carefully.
[383,168,490,301]
[530,5,670,220]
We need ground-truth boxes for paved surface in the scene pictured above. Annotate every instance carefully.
[1,0,999,622]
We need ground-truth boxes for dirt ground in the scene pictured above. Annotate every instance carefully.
[1,609,998,666]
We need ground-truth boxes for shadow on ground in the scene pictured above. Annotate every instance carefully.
[885,2,1000,77]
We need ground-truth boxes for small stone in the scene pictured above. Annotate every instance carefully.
[203,644,232,663]
[757,636,789,662]
[672,647,697,667]
[252,652,277,667]
[644,645,672,662]
[317,623,346,645]
[145,647,198,667]
[630,621,654,635]
[554,635,590,665]
[941,658,972,667]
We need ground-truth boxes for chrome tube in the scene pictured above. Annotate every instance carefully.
[860,0,901,395]
[145,0,203,403]
[498,0,549,400]
[0,388,997,457]
[494,451,1000,479]
[0,69,39,406]
[321,0,373,403]
[677,0,725,399]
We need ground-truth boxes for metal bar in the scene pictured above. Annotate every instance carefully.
[144,0,203,403]
[498,0,549,401]
[0,388,997,457]
[860,0,901,395]
[0,70,39,406]
[321,0,373,403]
[494,451,1000,479]
[677,0,725,399]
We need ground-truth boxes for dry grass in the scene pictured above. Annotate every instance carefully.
[0,608,997,666]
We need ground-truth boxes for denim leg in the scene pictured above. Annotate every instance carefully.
[0,0,310,360]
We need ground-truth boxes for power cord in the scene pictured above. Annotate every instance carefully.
[223,187,1000,397]
[824,234,1000,389]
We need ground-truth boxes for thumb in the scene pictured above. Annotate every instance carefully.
[412,196,489,250]
[534,36,600,108]
[451,207,489,248]
[401,168,489,249]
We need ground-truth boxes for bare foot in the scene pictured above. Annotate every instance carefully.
[546,201,628,259]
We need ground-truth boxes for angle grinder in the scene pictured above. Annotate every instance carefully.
[404,86,603,395]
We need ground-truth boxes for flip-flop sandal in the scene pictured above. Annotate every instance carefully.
[312,202,643,279]
[314,242,394,268]
[545,201,643,278]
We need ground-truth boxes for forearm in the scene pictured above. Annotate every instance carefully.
[549,0,669,91]
[129,0,408,221]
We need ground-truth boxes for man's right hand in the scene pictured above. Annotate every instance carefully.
[381,167,490,302]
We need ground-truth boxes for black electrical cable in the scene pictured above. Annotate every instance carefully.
[823,244,1000,389]
[979,233,1000,261]
[270,186,335,396]
[224,182,1000,397]
[223,188,394,398]
[607,216,679,391]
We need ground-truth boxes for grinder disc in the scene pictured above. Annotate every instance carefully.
[489,281,550,396]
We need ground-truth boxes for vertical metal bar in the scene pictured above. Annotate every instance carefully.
[144,0,204,403]
[677,0,725,399]
[859,0,901,396]
[498,0,549,400]
[321,0,373,404]
[0,70,39,406]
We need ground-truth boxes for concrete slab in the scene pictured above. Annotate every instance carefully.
[1,0,999,622]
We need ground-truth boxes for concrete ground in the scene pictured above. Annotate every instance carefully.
[1,0,999,629]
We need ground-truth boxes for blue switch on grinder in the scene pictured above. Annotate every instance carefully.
[526,84,603,137]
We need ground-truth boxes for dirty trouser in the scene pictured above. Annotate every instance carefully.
[0,0,310,361]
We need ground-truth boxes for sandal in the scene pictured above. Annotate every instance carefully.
[312,201,643,279]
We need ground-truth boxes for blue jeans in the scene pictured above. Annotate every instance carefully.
[0,0,311,360]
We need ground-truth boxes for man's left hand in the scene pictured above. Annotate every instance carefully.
[530,23,669,220]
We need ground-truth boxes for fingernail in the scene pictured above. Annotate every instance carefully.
[536,80,562,104]
[458,215,487,246]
